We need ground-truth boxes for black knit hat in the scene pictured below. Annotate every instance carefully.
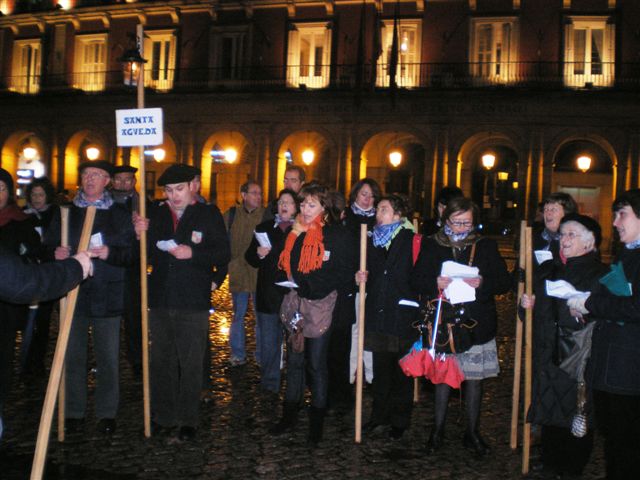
[157,164,199,186]
[560,213,602,248]
[0,168,14,198]
[78,160,114,176]
[112,165,138,175]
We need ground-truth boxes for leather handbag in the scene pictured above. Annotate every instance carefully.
[279,289,337,339]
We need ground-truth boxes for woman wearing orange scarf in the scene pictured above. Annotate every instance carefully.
[269,183,352,446]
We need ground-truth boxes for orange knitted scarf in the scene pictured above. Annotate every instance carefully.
[278,214,325,279]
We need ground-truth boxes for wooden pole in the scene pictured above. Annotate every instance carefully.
[57,206,70,443]
[136,23,152,438]
[522,226,533,475]
[412,218,419,404]
[31,206,96,480]
[509,220,526,449]
[354,223,367,443]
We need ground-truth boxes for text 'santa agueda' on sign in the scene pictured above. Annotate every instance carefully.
[116,108,164,147]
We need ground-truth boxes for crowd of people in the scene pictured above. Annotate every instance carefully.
[1,161,640,479]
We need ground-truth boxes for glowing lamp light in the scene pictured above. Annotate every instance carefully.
[577,155,591,173]
[23,146,38,160]
[401,34,409,52]
[153,148,166,162]
[302,149,315,166]
[389,150,402,168]
[497,171,509,181]
[224,148,238,163]
[86,147,100,161]
[284,149,293,163]
[56,0,70,9]
[481,153,496,170]
[512,181,519,189]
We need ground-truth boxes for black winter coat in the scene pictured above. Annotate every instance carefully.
[364,228,419,353]
[147,202,230,311]
[527,252,607,428]
[245,219,291,314]
[43,203,134,317]
[410,234,511,345]
[277,223,352,301]
[586,246,640,395]
[0,245,83,304]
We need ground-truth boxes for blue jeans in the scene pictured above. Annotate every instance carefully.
[285,330,331,408]
[256,312,283,392]
[230,292,258,362]
[150,309,208,428]
[66,315,121,419]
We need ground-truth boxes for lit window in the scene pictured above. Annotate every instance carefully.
[287,22,332,89]
[144,30,176,91]
[74,34,107,92]
[210,26,248,85]
[11,39,41,94]
[564,17,615,88]
[470,18,519,85]
[376,19,421,88]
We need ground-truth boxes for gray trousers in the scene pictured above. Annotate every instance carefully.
[65,314,121,420]
[150,309,208,428]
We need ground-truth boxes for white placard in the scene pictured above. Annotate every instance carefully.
[115,108,163,147]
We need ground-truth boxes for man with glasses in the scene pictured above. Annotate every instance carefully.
[224,180,265,366]
[43,160,134,436]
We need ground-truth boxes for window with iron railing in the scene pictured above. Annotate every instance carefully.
[376,19,421,88]
[73,33,107,92]
[287,22,332,89]
[10,39,41,94]
[144,30,176,91]
[469,17,519,86]
[210,26,248,86]
[564,17,615,88]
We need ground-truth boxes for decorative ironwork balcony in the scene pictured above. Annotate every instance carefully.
[1,61,633,95]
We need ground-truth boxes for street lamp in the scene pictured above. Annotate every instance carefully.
[481,153,496,170]
[302,149,315,165]
[481,153,495,211]
[152,148,165,162]
[224,148,238,163]
[86,146,100,161]
[389,150,402,168]
[576,155,591,173]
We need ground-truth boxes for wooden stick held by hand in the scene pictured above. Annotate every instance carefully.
[510,220,526,449]
[522,226,533,474]
[31,206,96,480]
[57,206,69,443]
[355,224,367,443]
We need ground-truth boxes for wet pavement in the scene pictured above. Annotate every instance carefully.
[1,271,606,479]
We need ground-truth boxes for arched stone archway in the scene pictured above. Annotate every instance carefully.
[63,130,111,193]
[1,131,48,198]
[200,130,253,211]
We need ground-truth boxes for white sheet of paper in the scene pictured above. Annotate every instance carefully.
[156,239,178,252]
[254,231,272,249]
[545,279,590,299]
[398,299,420,307]
[535,250,553,265]
[89,232,103,249]
[441,261,480,304]
[275,281,299,289]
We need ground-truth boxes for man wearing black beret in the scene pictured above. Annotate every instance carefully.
[42,159,134,435]
[134,163,230,442]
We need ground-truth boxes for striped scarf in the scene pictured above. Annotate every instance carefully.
[278,214,325,278]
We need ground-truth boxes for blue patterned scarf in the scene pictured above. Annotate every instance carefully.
[372,221,403,248]
[444,224,474,243]
[541,228,561,249]
[626,238,640,250]
[73,190,114,210]
[351,202,376,217]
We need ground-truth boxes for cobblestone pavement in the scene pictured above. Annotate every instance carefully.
[1,271,606,479]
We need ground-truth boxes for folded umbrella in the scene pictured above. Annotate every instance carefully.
[399,340,427,377]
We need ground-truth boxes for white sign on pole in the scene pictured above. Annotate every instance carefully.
[115,108,163,147]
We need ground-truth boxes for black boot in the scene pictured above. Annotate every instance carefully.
[307,406,326,447]
[268,402,299,436]
[462,380,490,457]
[425,428,445,454]
[463,430,490,457]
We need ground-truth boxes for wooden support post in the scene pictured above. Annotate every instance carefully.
[510,220,526,449]
[522,226,533,474]
[57,207,69,443]
[354,224,367,443]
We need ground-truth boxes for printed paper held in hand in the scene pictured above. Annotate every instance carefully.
[156,239,178,252]
[545,279,590,299]
[441,260,480,304]
[275,281,299,289]
[254,231,272,249]
[534,250,553,265]
[90,232,104,249]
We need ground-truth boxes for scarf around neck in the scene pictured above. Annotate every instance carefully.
[0,203,29,227]
[73,190,114,210]
[274,214,294,231]
[372,221,403,249]
[351,202,376,217]
[278,214,325,278]
[541,228,561,249]
[434,225,479,250]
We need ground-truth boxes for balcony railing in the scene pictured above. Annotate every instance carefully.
[2,61,637,95]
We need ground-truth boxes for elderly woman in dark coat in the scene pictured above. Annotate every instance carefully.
[411,197,510,457]
[356,194,419,439]
[522,213,607,477]
[568,189,640,480]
